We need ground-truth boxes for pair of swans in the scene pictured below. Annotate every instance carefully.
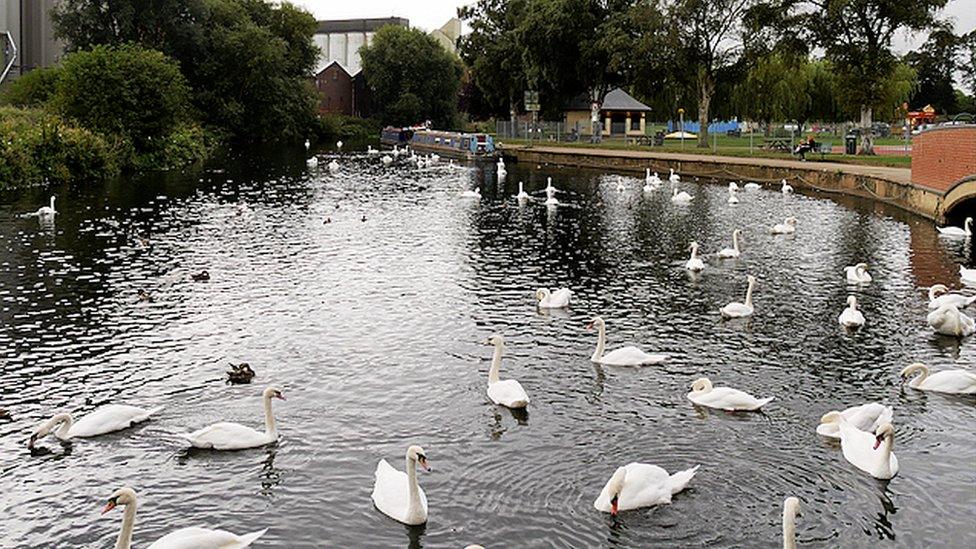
[372,445,431,525]
[484,335,530,408]
[816,402,892,439]
[720,275,756,318]
[844,263,871,283]
[936,216,972,237]
[685,242,705,272]
[593,462,698,515]
[927,284,976,310]
[901,363,976,394]
[103,487,266,548]
[819,412,898,479]
[687,377,772,411]
[29,404,162,449]
[727,186,740,204]
[926,303,975,337]
[183,387,285,450]
[781,179,794,194]
[838,295,865,328]
[717,229,742,259]
[460,187,482,199]
[644,169,661,191]
[587,317,667,366]
[671,188,694,204]
[771,217,797,234]
[536,287,571,308]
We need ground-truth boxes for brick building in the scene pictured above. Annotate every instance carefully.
[314,61,354,115]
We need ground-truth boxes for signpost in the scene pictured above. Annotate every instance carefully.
[524,90,540,147]
[678,108,685,149]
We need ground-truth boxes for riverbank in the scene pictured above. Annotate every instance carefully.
[499,144,952,222]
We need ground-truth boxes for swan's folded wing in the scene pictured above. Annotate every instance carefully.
[372,459,408,513]
[146,526,265,549]
[184,422,263,449]
[69,405,153,437]
[488,380,529,407]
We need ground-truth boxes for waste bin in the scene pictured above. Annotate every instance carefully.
[844,134,857,155]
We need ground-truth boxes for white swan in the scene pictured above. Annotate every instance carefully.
[727,187,739,204]
[820,413,898,479]
[728,181,739,191]
[771,217,797,234]
[372,445,430,525]
[686,377,772,411]
[28,404,162,448]
[927,284,976,310]
[460,187,482,199]
[336,140,343,150]
[838,295,865,328]
[381,155,393,166]
[367,145,379,155]
[304,139,310,150]
[328,159,340,173]
[594,462,698,515]
[744,182,761,191]
[643,169,660,192]
[33,196,57,218]
[671,188,693,204]
[544,178,559,205]
[102,487,267,549]
[844,263,872,283]
[669,168,680,184]
[783,497,801,549]
[498,165,507,179]
[484,335,529,408]
[183,386,284,450]
[926,303,975,337]
[901,363,976,394]
[615,177,627,192]
[587,316,667,366]
[962,266,976,285]
[306,157,318,168]
[781,179,794,194]
[717,229,742,259]
[816,403,893,439]
[936,217,972,237]
[516,182,530,201]
[720,275,756,318]
[536,287,571,308]
[685,242,705,272]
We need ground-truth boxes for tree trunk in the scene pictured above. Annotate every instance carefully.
[590,88,602,143]
[697,74,712,149]
[509,100,517,139]
[858,105,874,155]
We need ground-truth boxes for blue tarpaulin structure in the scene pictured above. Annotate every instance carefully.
[667,120,741,134]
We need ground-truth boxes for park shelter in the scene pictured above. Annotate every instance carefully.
[564,88,652,137]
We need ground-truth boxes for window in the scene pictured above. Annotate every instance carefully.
[631,116,641,131]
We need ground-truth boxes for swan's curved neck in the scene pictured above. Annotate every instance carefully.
[116,500,137,549]
[592,324,606,361]
[782,508,797,549]
[909,365,929,386]
[263,395,277,438]
[966,218,973,234]
[690,246,698,261]
[488,342,503,384]
[928,286,942,301]
[745,280,755,307]
[50,196,56,210]
[49,413,73,440]
[405,455,423,520]
[732,232,739,252]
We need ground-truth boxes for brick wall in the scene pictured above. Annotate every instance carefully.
[911,125,976,192]
[314,63,353,116]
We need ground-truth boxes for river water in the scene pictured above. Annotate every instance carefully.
[1,149,974,548]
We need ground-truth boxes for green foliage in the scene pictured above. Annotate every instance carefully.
[458,0,529,119]
[0,107,118,188]
[905,28,961,113]
[360,25,462,128]
[0,67,63,107]
[734,55,841,124]
[314,115,381,142]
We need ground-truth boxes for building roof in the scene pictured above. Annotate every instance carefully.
[564,88,652,112]
[315,60,352,78]
[316,17,409,34]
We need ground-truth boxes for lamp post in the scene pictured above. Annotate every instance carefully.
[678,108,685,149]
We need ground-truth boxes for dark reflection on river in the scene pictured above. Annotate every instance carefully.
[1,148,974,548]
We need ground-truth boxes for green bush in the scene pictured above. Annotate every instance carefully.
[52,44,192,151]
[128,123,218,171]
[0,67,62,107]
[314,114,381,142]
[0,107,118,188]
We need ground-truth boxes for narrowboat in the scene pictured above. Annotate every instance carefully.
[381,126,496,159]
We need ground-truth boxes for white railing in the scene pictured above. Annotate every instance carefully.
[1,31,17,86]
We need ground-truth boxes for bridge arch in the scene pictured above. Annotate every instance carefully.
[941,176,976,224]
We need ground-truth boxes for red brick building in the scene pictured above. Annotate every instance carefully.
[314,61,354,116]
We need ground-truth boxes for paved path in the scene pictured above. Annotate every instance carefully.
[503,145,912,185]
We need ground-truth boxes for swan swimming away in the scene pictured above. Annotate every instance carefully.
[671,188,693,204]
[586,317,667,366]
[727,187,739,204]
[686,377,772,411]
[820,412,898,479]
[720,275,756,318]
[102,487,267,549]
[771,217,797,234]
[594,462,698,514]
[372,445,430,525]
[838,295,865,328]
[901,363,976,394]
[717,229,742,259]
[460,187,482,199]
[484,335,529,408]
[669,168,680,184]
[685,241,705,272]
[536,287,571,308]
[781,179,794,194]
[744,182,761,191]
[183,386,284,450]
[936,216,972,237]
[516,182,530,201]
[926,303,975,337]
[844,263,871,283]
[816,403,893,439]
[28,404,162,448]
[927,284,976,310]
[783,497,801,549]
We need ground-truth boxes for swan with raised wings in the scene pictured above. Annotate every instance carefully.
[819,413,898,479]
[928,284,976,310]
[900,363,976,394]
[586,317,667,366]
[183,386,284,450]
[484,335,529,408]
[594,462,698,514]
[686,377,772,411]
[28,404,162,448]
[372,445,430,525]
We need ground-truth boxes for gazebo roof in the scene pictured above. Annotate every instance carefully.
[564,88,652,112]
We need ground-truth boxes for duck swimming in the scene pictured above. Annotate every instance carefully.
[191,271,210,282]
[227,363,256,384]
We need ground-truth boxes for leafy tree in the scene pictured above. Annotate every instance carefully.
[733,55,841,130]
[360,25,463,128]
[960,30,976,95]
[0,67,62,108]
[905,28,959,114]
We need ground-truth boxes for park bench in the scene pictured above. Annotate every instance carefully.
[763,137,792,152]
